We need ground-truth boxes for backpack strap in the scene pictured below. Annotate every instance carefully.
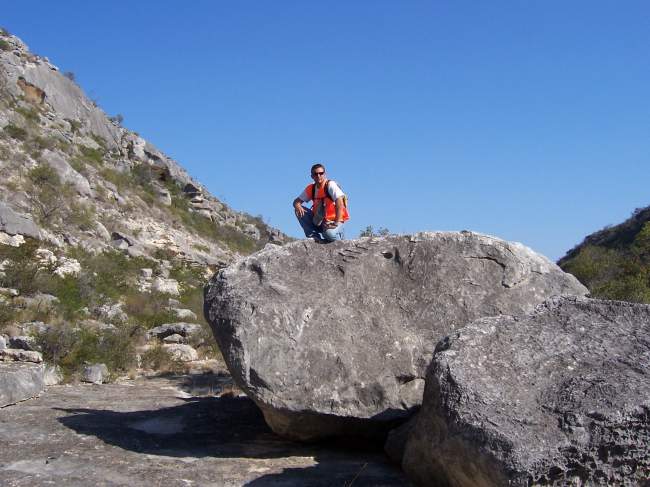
[312,181,334,201]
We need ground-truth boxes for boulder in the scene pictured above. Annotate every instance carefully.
[53,257,81,277]
[172,308,197,321]
[92,303,127,323]
[146,322,201,341]
[82,363,109,384]
[0,335,6,351]
[8,335,37,351]
[0,201,41,238]
[402,296,650,486]
[151,277,180,296]
[163,344,198,362]
[0,363,45,407]
[43,364,63,386]
[163,333,185,344]
[204,232,588,441]
[0,349,43,363]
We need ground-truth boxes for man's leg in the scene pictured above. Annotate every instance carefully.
[296,207,323,240]
[322,221,345,242]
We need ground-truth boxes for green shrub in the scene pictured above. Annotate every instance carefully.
[16,106,40,124]
[36,325,138,380]
[0,239,42,294]
[122,291,177,329]
[90,133,107,149]
[28,163,60,186]
[25,135,58,158]
[66,118,82,134]
[4,124,27,140]
[26,163,73,224]
[51,275,84,318]
[359,225,390,237]
[79,144,104,165]
[100,167,131,191]
[0,39,10,52]
[141,343,183,372]
[69,202,95,231]
[0,301,12,327]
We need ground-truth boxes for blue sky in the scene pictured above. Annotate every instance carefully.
[4,1,649,260]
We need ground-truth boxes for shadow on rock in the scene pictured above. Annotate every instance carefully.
[56,395,311,459]
[243,457,410,487]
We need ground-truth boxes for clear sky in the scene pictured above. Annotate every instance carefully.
[4,1,649,260]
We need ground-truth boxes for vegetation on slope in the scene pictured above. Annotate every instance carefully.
[558,206,650,304]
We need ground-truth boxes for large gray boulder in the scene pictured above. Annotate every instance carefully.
[0,363,45,407]
[402,296,650,486]
[204,232,588,441]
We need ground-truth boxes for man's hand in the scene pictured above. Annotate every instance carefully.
[324,220,341,229]
[294,204,306,218]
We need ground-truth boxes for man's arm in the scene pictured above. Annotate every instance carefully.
[293,197,306,218]
[334,196,344,224]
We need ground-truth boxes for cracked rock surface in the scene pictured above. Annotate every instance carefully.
[403,296,650,486]
[0,374,407,486]
[204,232,587,441]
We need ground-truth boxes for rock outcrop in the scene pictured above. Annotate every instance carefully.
[0,363,44,407]
[0,30,286,270]
[402,296,650,486]
[204,232,588,441]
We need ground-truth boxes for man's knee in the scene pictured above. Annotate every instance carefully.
[322,228,341,241]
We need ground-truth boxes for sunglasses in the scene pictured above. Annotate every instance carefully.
[312,172,325,176]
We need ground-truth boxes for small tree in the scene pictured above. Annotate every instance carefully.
[359,225,390,238]
[26,163,73,224]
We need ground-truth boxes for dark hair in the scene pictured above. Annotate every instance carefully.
[310,163,325,174]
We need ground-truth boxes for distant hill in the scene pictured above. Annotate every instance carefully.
[558,206,650,303]
[0,29,287,379]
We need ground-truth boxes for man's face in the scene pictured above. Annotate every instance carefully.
[311,168,326,185]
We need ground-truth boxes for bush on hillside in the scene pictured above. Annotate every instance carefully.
[560,221,650,304]
[35,325,138,381]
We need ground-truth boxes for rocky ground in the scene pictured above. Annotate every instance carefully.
[0,370,409,487]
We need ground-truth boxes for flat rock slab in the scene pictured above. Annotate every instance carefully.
[0,374,408,486]
[403,296,650,486]
[0,363,44,407]
[205,232,587,440]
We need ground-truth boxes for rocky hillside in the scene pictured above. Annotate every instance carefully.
[558,205,650,303]
[0,29,286,380]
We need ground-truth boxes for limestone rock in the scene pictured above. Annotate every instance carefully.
[8,335,37,351]
[0,335,6,351]
[204,232,588,441]
[43,364,63,386]
[151,277,180,296]
[163,344,198,362]
[53,257,81,277]
[146,322,201,341]
[0,201,41,238]
[41,150,94,197]
[93,303,127,323]
[82,363,109,384]
[0,232,26,247]
[163,333,185,344]
[402,296,650,486]
[242,223,261,240]
[172,308,197,321]
[0,348,43,363]
[0,362,44,407]
[0,287,19,297]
